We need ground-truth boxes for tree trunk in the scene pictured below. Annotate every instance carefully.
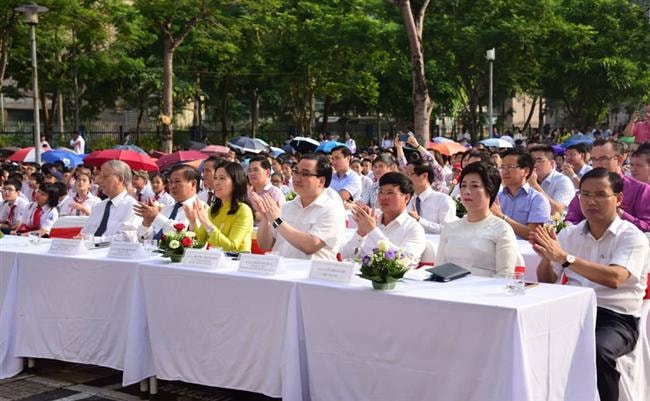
[396,0,433,142]
[161,39,174,153]
[522,96,538,132]
[41,91,52,137]
[320,95,332,134]
[538,97,544,130]
[250,88,259,138]
[220,84,229,140]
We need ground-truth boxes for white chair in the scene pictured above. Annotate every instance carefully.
[418,240,436,267]
[617,300,650,401]
[52,215,88,228]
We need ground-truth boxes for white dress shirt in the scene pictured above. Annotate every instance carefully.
[0,197,29,228]
[360,181,379,208]
[553,217,649,317]
[408,186,458,234]
[198,189,214,204]
[437,214,521,277]
[69,135,85,154]
[152,191,175,207]
[539,168,576,208]
[330,169,363,201]
[272,187,346,261]
[132,186,155,203]
[81,190,142,243]
[20,202,59,233]
[58,192,101,216]
[137,195,205,241]
[341,210,426,267]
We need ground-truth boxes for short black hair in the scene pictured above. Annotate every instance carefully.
[5,178,22,191]
[593,138,624,155]
[331,145,352,158]
[529,145,555,161]
[39,183,61,208]
[579,167,624,193]
[459,162,502,206]
[631,147,650,164]
[299,153,333,187]
[249,155,271,170]
[566,142,591,156]
[378,172,414,197]
[462,149,491,165]
[408,159,435,184]
[501,148,534,179]
[372,153,396,167]
[168,164,201,190]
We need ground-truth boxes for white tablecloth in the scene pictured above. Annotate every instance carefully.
[12,247,153,385]
[136,259,308,400]
[297,276,598,401]
[0,236,23,378]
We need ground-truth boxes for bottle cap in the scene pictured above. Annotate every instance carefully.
[515,266,526,273]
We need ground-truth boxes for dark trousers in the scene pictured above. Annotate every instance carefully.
[595,307,639,401]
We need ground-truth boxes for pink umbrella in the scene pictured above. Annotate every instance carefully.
[156,150,208,170]
[7,145,51,163]
[84,149,159,171]
[200,145,230,156]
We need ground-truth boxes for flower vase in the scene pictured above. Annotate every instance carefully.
[169,254,183,263]
[372,281,396,290]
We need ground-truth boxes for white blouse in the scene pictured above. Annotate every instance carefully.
[436,214,521,277]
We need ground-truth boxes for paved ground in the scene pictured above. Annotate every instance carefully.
[0,360,280,401]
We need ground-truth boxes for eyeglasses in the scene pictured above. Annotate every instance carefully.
[292,169,319,178]
[578,191,618,201]
[499,165,521,171]
[591,155,618,163]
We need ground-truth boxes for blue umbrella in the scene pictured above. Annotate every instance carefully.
[270,147,285,157]
[551,144,565,155]
[561,136,594,148]
[478,138,513,148]
[113,144,147,154]
[227,136,269,153]
[42,149,86,168]
[315,141,347,154]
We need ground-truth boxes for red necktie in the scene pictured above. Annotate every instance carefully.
[74,196,87,216]
[155,193,161,201]
[7,204,16,223]
[31,191,36,201]
[32,206,42,228]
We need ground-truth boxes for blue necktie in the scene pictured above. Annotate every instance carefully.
[415,196,422,215]
[94,200,112,237]
[154,202,183,240]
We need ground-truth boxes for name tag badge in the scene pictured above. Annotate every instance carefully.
[238,253,282,275]
[181,248,223,269]
[309,260,355,283]
[49,238,86,255]
[107,242,146,259]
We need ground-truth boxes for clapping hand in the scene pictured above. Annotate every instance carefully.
[529,225,566,264]
[351,203,376,237]
[490,197,504,219]
[250,192,281,224]
[134,199,159,227]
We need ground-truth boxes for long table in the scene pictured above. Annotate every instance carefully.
[0,237,598,400]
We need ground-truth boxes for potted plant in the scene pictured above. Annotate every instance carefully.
[358,240,410,290]
[157,223,205,262]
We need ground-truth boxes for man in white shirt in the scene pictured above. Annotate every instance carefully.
[198,157,222,205]
[252,153,346,261]
[247,155,285,209]
[528,145,576,214]
[69,131,85,154]
[0,178,29,234]
[131,170,155,203]
[534,168,649,401]
[329,145,362,203]
[80,160,142,243]
[342,172,426,266]
[135,164,205,241]
[563,143,592,188]
[405,159,457,234]
[360,153,396,208]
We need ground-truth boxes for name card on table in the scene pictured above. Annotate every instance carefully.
[309,260,355,283]
[107,242,146,259]
[238,253,282,275]
[181,248,223,269]
[49,238,86,255]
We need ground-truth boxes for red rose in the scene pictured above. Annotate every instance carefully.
[160,234,166,241]
[181,237,192,247]
[174,223,185,231]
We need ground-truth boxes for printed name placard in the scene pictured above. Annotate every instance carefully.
[107,242,146,259]
[309,260,355,283]
[49,238,86,255]
[238,253,282,275]
[181,248,223,269]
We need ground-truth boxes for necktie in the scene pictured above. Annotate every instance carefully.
[207,191,214,205]
[415,196,422,215]
[7,204,16,224]
[74,196,87,216]
[154,202,183,240]
[32,206,42,228]
[155,193,161,201]
[31,191,36,201]
[94,200,112,237]
[137,192,142,202]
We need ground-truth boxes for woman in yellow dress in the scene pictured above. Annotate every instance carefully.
[185,162,253,252]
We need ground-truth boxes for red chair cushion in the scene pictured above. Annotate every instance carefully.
[251,239,271,255]
[49,227,82,239]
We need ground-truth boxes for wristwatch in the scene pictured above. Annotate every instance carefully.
[561,254,576,268]
[272,217,284,229]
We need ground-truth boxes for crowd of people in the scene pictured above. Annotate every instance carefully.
[0,105,649,401]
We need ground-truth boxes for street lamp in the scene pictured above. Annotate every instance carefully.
[14,2,48,166]
[486,48,495,139]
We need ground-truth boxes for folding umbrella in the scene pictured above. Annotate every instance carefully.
[289,136,320,153]
[200,145,230,156]
[157,150,208,170]
[430,137,455,143]
[227,136,269,153]
[315,141,347,154]
[7,145,51,163]
[42,149,86,168]
[84,149,158,171]
[0,146,19,159]
[270,147,285,157]
[479,138,514,148]
[113,144,147,154]
[426,142,468,156]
